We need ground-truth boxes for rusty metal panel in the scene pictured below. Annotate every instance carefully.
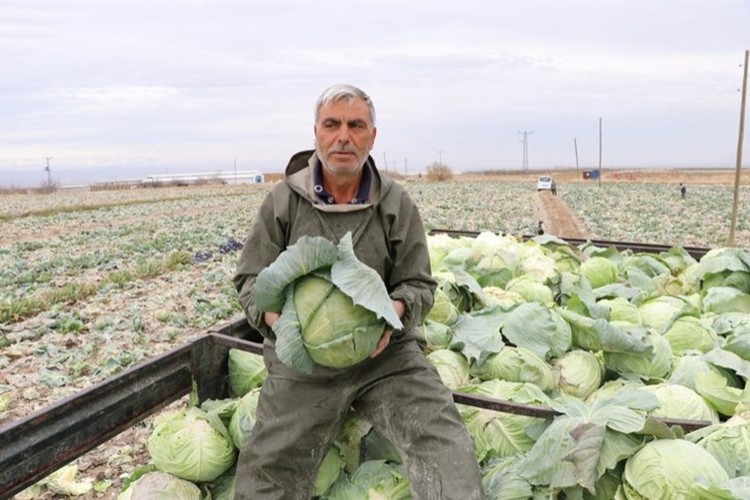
[0,338,200,498]
[427,228,711,260]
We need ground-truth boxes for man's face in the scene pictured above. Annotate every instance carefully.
[314,98,377,178]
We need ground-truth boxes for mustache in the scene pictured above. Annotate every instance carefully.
[326,144,357,154]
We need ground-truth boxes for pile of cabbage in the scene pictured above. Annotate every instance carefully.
[119,348,412,499]
[125,232,750,498]
[421,231,750,498]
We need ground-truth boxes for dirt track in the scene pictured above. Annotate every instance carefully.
[465,167,745,241]
[536,190,593,239]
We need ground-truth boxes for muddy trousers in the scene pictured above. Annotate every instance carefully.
[234,340,484,500]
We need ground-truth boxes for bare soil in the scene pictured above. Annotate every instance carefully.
[459,167,746,185]
[536,190,593,239]
[459,167,746,240]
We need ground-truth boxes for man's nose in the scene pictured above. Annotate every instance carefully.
[335,126,351,143]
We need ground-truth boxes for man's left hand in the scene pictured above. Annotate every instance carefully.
[370,300,405,358]
[370,329,392,358]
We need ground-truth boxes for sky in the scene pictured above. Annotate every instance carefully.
[1,0,748,187]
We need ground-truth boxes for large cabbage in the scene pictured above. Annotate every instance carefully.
[480,457,534,500]
[118,471,201,500]
[662,315,718,355]
[470,346,556,392]
[688,416,750,477]
[686,247,750,294]
[603,332,672,380]
[505,276,554,305]
[314,446,345,497]
[426,349,471,389]
[421,321,453,352]
[641,383,719,424]
[459,379,551,462]
[579,256,618,289]
[622,439,729,499]
[598,297,642,326]
[228,388,261,449]
[550,349,602,399]
[703,286,750,314]
[253,233,402,373]
[325,460,411,499]
[147,408,236,482]
[637,295,692,332]
[425,288,459,325]
[227,348,266,397]
[481,286,525,310]
[501,302,572,361]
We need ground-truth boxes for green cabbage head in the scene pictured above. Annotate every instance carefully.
[470,346,556,392]
[641,383,719,424]
[325,460,411,499]
[118,471,202,500]
[425,288,459,325]
[579,256,618,289]
[622,439,728,499]
[253,233,402,374]
[426,349,471,389]
[147,408,235,483]
[551,349,603,399]
[227,348,266,397]
[229,388,261,449]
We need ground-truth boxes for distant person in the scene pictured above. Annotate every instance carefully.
[680,182,686,198]
[538,220,545,235]
[551,179,557,196]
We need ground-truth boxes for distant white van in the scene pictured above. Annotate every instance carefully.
[537,175,554,191]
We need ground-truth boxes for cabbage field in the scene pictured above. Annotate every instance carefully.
[2,177,750,498]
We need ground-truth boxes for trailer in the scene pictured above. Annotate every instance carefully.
[0,234,717,497]
[429,228,711,261]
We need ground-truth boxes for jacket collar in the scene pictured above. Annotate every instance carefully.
[285,150,387,213]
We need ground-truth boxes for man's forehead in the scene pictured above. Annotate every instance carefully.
[318,99,371,120]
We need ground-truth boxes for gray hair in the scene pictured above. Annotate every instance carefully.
[314,84,376,126]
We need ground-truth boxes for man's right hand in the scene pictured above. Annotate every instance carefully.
[264,311,280,327]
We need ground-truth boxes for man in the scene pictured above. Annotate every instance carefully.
[233,84,484,499]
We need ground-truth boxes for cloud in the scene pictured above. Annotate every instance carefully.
[0,0,747,185]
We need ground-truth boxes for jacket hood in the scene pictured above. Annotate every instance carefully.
[283,150,391,211]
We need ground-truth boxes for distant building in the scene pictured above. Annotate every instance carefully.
[142,170,265,185]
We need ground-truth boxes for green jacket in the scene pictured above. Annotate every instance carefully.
[234,150,436,345]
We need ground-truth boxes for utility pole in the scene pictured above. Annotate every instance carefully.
[44,157,52,183]
[518,131,533,172]
[573,138,580,179]
[729,49,748,246]
[436,150,445,165]
[598,118,602,187]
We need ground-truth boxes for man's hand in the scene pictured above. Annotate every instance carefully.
[264,311,280,327]
[370,300,405,358]
[370,329,392,358]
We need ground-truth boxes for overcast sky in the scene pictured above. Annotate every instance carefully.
[1,0,748,186]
